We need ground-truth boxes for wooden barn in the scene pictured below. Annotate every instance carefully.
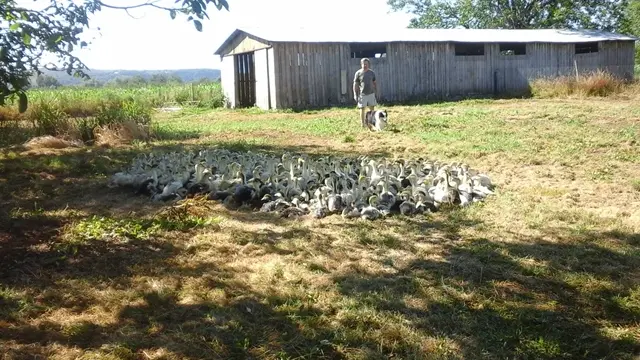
[213,27,637,109]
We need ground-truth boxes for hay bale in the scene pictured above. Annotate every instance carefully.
[94,120,150,147]
[23,135,83,150]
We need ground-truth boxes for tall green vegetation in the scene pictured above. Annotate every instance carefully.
[620,0,640,62]
[621,0,640,35]
[387,0,627,31]
[0,82,226,146]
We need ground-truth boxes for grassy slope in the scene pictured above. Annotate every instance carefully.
[0,98,639,360]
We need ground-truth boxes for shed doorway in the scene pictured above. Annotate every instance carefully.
[235,52,256,107]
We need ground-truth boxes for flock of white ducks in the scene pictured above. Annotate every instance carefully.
[108,149,495,220]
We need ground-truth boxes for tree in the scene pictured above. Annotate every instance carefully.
[619,0,640,62]
[82,78,103,87]
[149,73,183,84]
[108,75,148,87]
[35,74,61,88]
[620,0,640,34]
[388,0,628,31]
[0,0,229,112]
[129,75,149,86]
[150,73,169,84]
[168,73,183,84]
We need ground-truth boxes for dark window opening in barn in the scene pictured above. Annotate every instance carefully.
[455,43,485,56]
[499,43,526,56]
[350,43,387,59]
[575,42,599,54]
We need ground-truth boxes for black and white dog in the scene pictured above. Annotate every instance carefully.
[364,109,388,132]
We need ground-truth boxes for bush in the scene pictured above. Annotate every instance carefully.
[202,86,226,108]
[80,100,151,143]
[94,99,151,126]
[27,102,74,137]
[531,70,627,98]
[0,106,20,122]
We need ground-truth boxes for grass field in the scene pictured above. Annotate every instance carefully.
[26,82,226,109]
[1,96,639,359]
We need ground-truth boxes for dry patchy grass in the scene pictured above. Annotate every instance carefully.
[1,97,639,359]
[94,121,152,148]
[23,136,84,151]
[530,70,638,99]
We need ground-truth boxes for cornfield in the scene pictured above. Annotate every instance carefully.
[0,83,226,146]
[28,82,227,111]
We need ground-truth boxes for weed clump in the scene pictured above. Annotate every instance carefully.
[531,70,628,98]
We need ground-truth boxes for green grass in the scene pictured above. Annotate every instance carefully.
[152,100,640,164]
[0,96,639,359]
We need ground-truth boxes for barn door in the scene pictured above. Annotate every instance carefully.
[235,52,256,108]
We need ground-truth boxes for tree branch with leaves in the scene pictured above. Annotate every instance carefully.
[388,0,628,31]
[0,0,229,112]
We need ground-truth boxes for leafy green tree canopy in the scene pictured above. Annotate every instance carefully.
[619,0,640,61]
[0,0,229,112]
[620,0,640,35]
[387,0,628,31]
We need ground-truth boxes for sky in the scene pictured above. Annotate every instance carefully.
[17,0,415,71]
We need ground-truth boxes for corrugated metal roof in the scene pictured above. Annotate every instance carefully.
[243,27,637,43]
[214,27,637,55]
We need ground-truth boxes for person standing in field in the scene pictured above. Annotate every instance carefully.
[353,57,377,128]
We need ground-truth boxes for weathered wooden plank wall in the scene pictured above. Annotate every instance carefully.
[573,41,635,79]
[492,41,636,95]
[267,40,635,109]
[492,44,529,94]
[273,42,347,108]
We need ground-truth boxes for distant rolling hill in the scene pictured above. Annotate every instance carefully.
[35,68,221,86]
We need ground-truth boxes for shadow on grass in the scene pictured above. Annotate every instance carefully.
[0,197,346,358]
[1,294,345,359]
[0,238,345,359]
[2,190,638,359]
[0,138,393,265]
[333,229,640,359]
[111,291,343,359]
[0,122,34,148]
[0,138,391,288]
[150,126,203,141]
[0,205,470,358]
[0,142,384,207]
[0,138,391,214]
[3,134,638,358]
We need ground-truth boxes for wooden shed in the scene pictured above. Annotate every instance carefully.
[213,27,637,109]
